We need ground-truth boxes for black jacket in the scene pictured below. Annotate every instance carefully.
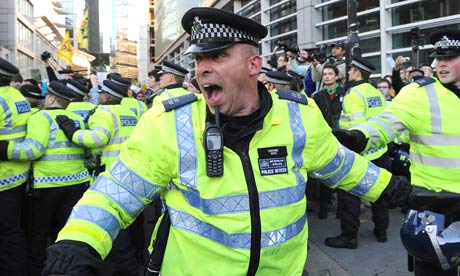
[313,85,346,129]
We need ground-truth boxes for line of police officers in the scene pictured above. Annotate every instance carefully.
[1,7,460,276]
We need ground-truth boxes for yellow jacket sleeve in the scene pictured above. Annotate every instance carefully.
[72,108,113,148]
[8,113,49,160]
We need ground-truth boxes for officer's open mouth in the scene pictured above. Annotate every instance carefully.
[203,84,222,99]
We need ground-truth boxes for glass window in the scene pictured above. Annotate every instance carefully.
[241,0,254,7]
[392,23,460,49]
[360,37,381,54]
[365,55,381,75]
[321,0,379,21]
[237,1,260,17]
[17,21,33,50]
[270,16,297,37]
[269,33,297,51]
[17,0,33,23]
[391,0,460,26]
[16,51,33,78]
[269,1,296,21]
[321,12,379,40]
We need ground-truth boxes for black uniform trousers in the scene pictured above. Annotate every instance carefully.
[26,183,87,276]
[337,153,391,239]
[0,183,27,276]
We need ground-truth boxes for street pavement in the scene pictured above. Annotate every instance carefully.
[304,205,412,276]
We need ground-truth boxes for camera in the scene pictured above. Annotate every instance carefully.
[401,56,411,63]
[41,51,51,62]
[307,45,329,63]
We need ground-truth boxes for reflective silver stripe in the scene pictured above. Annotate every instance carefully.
[410,152,460,169]
[425,84,442,134]
[91,176,144,217]
[40,112,58,147]
[180,182,306,215]
[12,138,45,160]
[68,205,120,241]
[350,88,365,101]
[0,171,28,186]
[0,96,12,127]
[40,153,85,161]
[111,136,127,144]
[169,207,307,249]
[94,126,110,138]
[90,131,105,147]
[49,141,79,149]
[137,100,145,115]
[287,101,306,186]
[410,134,460,146]
[101,150,120,157]
[367,116,397,140]
[349,161,380,196]
[310,145,356,187]
[0,125,26,135]
[77,131,85,144]
[175,102,196,188]
[349,112,365,120]
[109,158,163,199]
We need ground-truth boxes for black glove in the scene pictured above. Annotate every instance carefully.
[42,240,102,276]
[375,176,460,216]
[56,115,79,141]
[0,140,9,161]
[332,128,368,153]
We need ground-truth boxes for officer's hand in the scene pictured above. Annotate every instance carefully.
[56,115,79,141]
[332,128,367,153]
[406,186,460,216]
[42,240,103,276]
[0,140,9,160]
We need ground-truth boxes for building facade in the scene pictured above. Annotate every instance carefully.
[153,0,460,77]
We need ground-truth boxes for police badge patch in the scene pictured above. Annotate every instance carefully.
[257,146,288,176]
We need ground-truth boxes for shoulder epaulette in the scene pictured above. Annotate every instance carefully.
[414,77,435,87]
[162,93,198,112]
[277,89,308,105]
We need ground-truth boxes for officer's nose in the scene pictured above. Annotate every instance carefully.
[196,57,213,76]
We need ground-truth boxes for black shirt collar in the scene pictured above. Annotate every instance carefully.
[164,83,183,90]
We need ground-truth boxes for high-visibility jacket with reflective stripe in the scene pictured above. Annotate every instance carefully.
[57,92,391,275]
[355,78,460,193]
[121,97,147,120]
[340,82,387,160]
[0,86,32,191]
[72,104,137,169]
[67,101,96,123]
[7,109,90,188]
[152,86,191,106]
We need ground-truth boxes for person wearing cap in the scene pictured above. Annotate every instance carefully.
[20,84,45,112]
[287,70,306,93]
[407,68,425,82]
[265,70,293,93]
[311,41,347,89]
[332,29,460,275]
[109,74,148,120]
[0,80,90,275]
[42,8,434,276]
[151,60,191,106]
[0,57,31,276]
[64,79,96,123]
[325,56,390,249]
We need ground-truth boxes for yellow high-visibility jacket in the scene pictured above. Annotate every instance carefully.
[355,78,460,193]
[58,91,391,275]
[0,86,31,191]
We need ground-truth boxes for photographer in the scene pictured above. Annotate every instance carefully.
[286,48,311,77]
[311,41,347,89]
[268,44,289,72]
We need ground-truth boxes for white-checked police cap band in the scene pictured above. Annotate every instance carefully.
[429,30,460,57]
[182,7,268,54]
[65,79,89,97]
[20,84,44,100]
[110,74,131,88]
[48,81,76,102]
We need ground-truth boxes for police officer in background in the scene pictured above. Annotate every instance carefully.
[326,57,390,249]
[334,29,460,276]
[112,74,147,120]
[42,8,450,276]
[65,78,96,123]
[151,60,190,105]
[265,70,293,93]
[0,81,90,275]
[19,84,44,113]
[0,58,30,276]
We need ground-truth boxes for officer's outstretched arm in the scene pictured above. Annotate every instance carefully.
[72,109,113,148]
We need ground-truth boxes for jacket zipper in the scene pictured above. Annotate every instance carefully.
[236,145,261,276]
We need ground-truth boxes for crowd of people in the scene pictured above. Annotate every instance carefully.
[1,6,460,276]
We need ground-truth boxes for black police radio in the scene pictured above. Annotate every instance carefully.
[204,106,224,177]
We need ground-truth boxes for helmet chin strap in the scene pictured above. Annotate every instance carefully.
[425,223,451,271]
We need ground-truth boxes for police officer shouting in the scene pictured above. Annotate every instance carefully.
[334,30,460,275]
[42,8,448,276]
